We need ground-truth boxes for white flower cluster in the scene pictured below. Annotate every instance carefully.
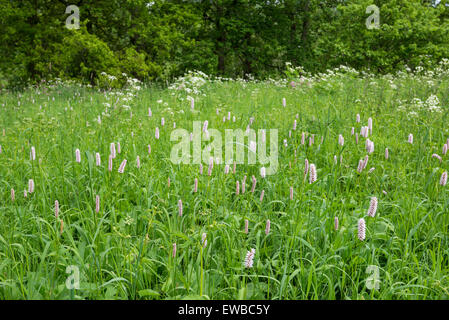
[168,70,209,96]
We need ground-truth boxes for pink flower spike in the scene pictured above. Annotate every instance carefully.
[304,159,309,177]
[28,179,35,193]
[260,167,266,178]
[110,143,116,158]
[108,154,113,171]
[265,219,271,235]
[251,176,257,193]
[178,199,183,216]
[95,195,100,213]
[358,218,366,241]
[367,197,378,217]
[244,248,255,268]
[201,233,207,248]
[338,134,344,146]
[118,159,127,173]
[309,164,317,184]
[432,154,442,163]
[55,200,59,218]
[440,171,448,186]
[30,146,36,161]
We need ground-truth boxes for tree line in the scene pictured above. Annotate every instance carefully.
[0,0,448,88]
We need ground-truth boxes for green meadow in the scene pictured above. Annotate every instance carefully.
[1,66,449,299]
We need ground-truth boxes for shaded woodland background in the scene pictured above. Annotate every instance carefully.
[1,0,448,88]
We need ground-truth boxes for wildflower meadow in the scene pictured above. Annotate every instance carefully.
[1,62,449,300]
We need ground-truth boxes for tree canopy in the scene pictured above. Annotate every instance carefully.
[1,0,448,87]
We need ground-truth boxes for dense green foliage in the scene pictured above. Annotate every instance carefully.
[1,0,448,87]
[0,63,449,299]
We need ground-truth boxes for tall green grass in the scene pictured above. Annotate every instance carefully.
[0,74,448,299]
